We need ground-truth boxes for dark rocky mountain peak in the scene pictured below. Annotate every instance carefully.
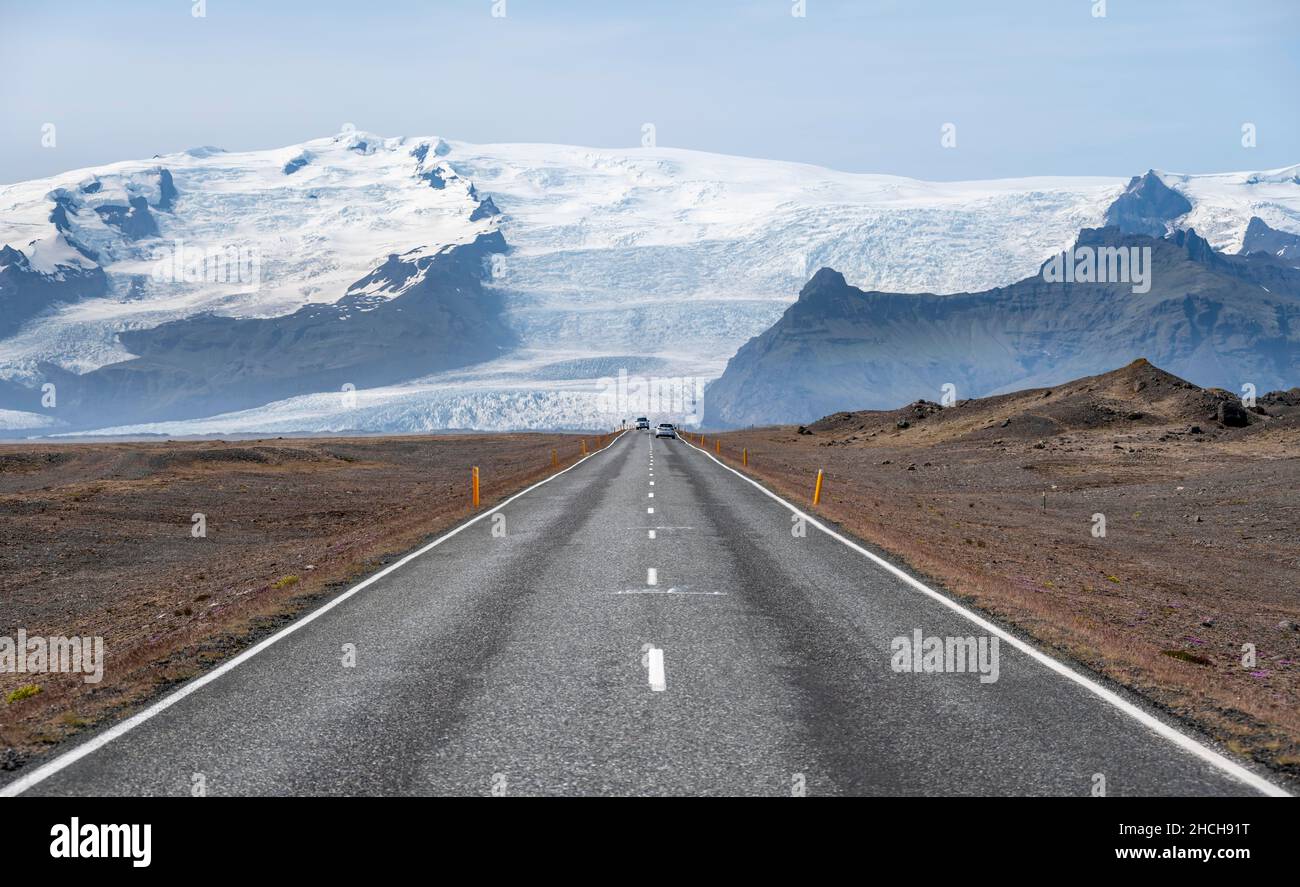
[1103,169,1192,237]
[1240,216,1300,266]
[702,226,1300,428]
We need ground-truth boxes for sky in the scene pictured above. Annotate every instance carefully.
[2,0,1298,185]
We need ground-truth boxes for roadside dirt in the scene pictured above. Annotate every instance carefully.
[708,360,1300,783]
[0,431,619,772]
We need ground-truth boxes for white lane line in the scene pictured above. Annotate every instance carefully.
[611,587,724,596]
[0,431,634,798]
[647,507,654,514]
[648,492,654,498]
[678,436,1290,798]
[647,647,666,692]
[648,530,656,539]
[647,567,658,586]
[649,481,654,485]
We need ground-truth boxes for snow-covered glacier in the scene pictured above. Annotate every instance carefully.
[2,129,1298,434]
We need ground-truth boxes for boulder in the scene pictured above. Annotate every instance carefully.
[1217,401,1249,427]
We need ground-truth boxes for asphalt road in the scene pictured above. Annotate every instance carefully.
[5,430,1284,796]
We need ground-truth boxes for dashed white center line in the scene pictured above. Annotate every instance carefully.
[647,647,666,692]
[647,567,658,586]
[610,587,725,596]
[648,492,654,498]
[648,530,656,539]
[647,507,654,513]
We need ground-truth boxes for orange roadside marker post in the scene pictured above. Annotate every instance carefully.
[472,466,480,509]
[581,439,587,455]
[812,469,824,506]
[715,439,720,455]
[743,448,748,467]
[552,449,558,468]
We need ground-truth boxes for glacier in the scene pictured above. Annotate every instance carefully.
[2,129,1298,434]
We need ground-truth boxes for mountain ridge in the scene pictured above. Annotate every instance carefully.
[701,226,1300,428]
[2,131,1299,434]
[802,358,1299,446]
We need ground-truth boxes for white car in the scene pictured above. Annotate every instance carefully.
[636,417,650,430]
[654,423,677,439]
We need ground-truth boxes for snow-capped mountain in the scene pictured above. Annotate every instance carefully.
[2,129,1298,433]
[703,227,1300,428]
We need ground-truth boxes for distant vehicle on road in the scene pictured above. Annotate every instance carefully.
[654,423,677,439]
[636,417,650,430]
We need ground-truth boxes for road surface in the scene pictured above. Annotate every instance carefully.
[4,430,1284,796]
